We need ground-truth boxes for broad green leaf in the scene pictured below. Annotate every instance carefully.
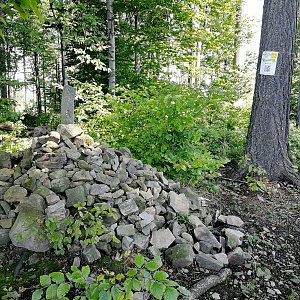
[163,287,179,300]
[123,278,133,293]
[133,254,144,268]
[57,283,70,298]
[150,282,166,300]
[31,289,43,300]
[132,278,142,291]
[40,275,51,287]
[145,260,160,272]
[139,269,152,279]
[126,269,137,277]
[50,272,65,284]
[46,284,58,299]
[153,271,168,281]
[81,265,90,278]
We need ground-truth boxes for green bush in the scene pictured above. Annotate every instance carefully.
[32,254,190,300]
[77,80,249,184]
[0,98,20,123]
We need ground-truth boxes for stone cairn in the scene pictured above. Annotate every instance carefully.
[0,124,249,270]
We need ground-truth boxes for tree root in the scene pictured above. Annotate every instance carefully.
[185,268,232,300]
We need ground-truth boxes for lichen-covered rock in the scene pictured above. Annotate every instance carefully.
[57,124,83,140]
[150,228,175,249]
[65,185,87,207]
[9,206,50,252]
[0,152,11,168]
[165,244,195,267]
[4,186,27,203]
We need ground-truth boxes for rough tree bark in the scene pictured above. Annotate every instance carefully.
[245,0,300,185]
[107,0,116,95]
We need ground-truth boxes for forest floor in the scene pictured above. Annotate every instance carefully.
[0,181,300,300]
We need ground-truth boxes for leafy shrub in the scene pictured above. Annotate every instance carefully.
[45,202,119,255]
[77,80,248,184]
[0,98,20,123]
[32,254,190,300]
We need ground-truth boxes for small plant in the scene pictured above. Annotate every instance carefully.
[246,165,267,192]
[287,289,296,300]
[44,202,120,255]
[32,254,191,300]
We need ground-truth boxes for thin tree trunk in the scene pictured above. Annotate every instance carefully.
[23,51,27,108]
[134,14,140,74]
[245,0,300,185]
[34,52,42,114]
[107,0,116,95]
[297,92,300,126]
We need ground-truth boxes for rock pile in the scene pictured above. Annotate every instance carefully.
[0,124,249,269]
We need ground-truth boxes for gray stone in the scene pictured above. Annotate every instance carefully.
[0,168,14,181]
[45,200,66,220]
[179,187,201,210]
[189,215,205,228]
[150,228,175,249]
[65,148,81,160]
[65,185,87,207]
[118,199,139,216]
[213,253,229,266]
[196,252,223,271]
[57,124,83,140]
[35,152,67,170]
[35,186,54,198]
[133,292,150,300]
[83,244,101,263]
[20,148,33,170]
[194,227,221,249]
[122,236,134,250]
[72,170,93,182]
[22,194,46,211]
[117,224,135,236]
[0,152,11,168]
[0,228,10,244]
[4,186,27,203]
[46,194,60,205]
[9,206,50,252]
[139,211,154,227]
[78,160,92,170]
[224,228,244,249]
[169,191,189,215]
[199,241,213,254]
[14,174,28,185]
[49,170,67,179]
[51,177,70,193]
[90,184,110,196]
[165,244,195,268]
[226,216,244,227]
[133,233,149,250]
[0,218,14,229]
[96,241,111,255]
[0,201,11,215]
[116,163,128,183]
[227,247,246,265]
[61,85,76,125]
[181,232,194,244]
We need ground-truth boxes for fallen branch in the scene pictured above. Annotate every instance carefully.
[185,268,232,300]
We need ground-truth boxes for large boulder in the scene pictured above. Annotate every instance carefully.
[9,206,50,252]
[165,244,195,267]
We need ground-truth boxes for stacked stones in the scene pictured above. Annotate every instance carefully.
[0,124,249,269]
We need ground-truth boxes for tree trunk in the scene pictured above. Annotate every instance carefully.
[245,0,300,184]
[134,14,141,74]
[297,92,300,126]
[107,0,116,95]
[34,52,42,114]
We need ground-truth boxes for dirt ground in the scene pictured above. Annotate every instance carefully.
[0,181,299,300]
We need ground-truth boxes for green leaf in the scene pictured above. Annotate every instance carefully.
[46,284,58,299]
[133,254,144,268]
[145,260,160,272]
[139,269,152,279]
[177,286,191,296]
[40,275,51,287]
[153,271,168,281]
[81,265,90,279]
[32,289,43,300]
[132,278,142,291]
[50,272,65,284]
[123,278,133,293]
[163,287,179,300]
[126,269,137,277]
[150,282,166,300]
[57,283,70,298]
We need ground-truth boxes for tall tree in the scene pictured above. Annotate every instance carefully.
[107,0,115,94]
[245,0,300,184]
